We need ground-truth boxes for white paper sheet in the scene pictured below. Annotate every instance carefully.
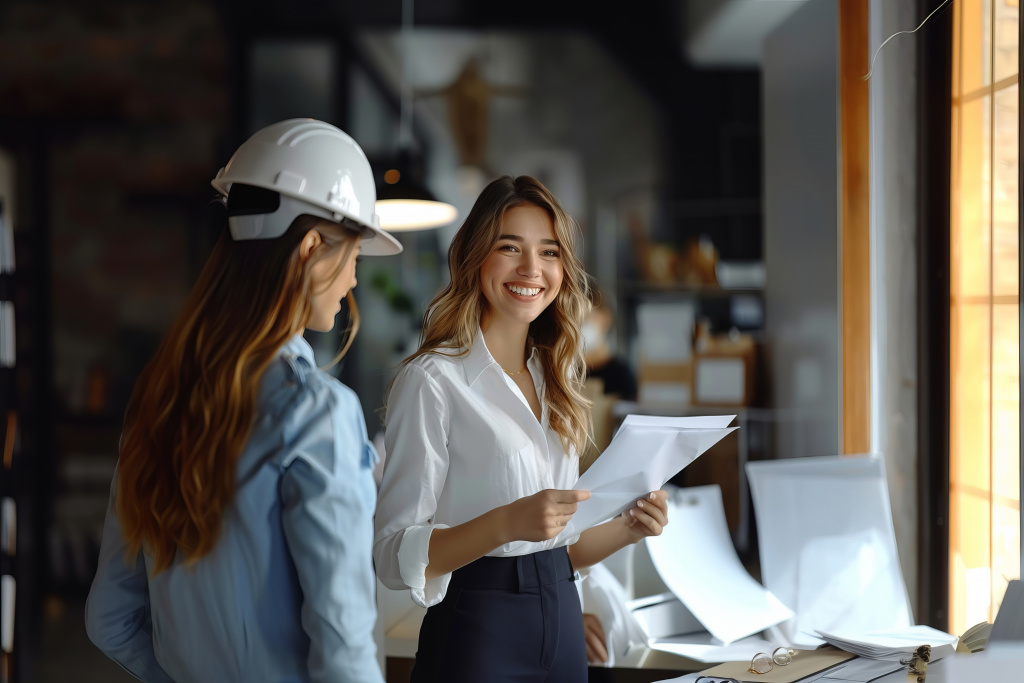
[745,455,913,647]
[793,529,907,643]
[617,414,737,431]
[645,485,793,645]
[648,631,777,663]
[815,625,958,660]
[561,417,737,538]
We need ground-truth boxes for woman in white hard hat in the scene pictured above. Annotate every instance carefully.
[373,175,670,682]
[85,119,400,683]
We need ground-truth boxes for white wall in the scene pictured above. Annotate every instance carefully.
[355,29,665,261]
[869,0,920,618]
[763,0,841,459]
[764,0,920,615]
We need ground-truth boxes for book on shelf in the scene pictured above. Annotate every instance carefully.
[0,302,12,368]
[0,199,12,275]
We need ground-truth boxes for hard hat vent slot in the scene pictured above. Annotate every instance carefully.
[274,171,307,194]
[227,184,281,217]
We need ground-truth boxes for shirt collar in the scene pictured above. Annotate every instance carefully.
[463,326,539,386]
[279,333,317,367]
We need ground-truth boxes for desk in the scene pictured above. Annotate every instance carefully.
[385,656,694,683]
[659,672,920,683]
[662,646,1024,682]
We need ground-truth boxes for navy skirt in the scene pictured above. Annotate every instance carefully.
[410,546,587,683]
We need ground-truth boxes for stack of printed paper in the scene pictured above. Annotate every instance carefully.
[815,625,958,661]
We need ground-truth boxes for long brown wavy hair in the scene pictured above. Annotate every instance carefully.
[116,211,361,573]
[399,175,593,455]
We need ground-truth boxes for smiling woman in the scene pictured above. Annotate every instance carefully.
[480,205,564,337]
[374,175,673,683]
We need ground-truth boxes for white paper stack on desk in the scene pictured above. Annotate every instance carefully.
[746,455,959,661]
[815,626,957,661]
[629,454,960,667]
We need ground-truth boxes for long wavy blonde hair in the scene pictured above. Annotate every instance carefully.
[116,211,361,574]
[401,175,593,455]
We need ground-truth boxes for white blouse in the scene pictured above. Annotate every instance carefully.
[373,327,581,607]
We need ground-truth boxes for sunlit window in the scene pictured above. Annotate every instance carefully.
[949,0,1020,635]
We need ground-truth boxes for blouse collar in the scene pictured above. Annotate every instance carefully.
[279,333,317,367]
[463,325,539,387]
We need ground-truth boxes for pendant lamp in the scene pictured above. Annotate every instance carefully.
[375,0,457,231]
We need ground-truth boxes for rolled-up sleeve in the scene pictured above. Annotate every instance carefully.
[374,364,452,607]
[85,472,174,683]
[280,387,384,683]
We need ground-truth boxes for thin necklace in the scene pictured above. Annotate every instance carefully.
[502,364,527,378]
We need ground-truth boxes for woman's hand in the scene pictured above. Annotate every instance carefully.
[503,489,591,543]
[582,613,608,664]
[622,490,669,543]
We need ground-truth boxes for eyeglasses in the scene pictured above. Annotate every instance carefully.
[693,647,797,682]
[748,647,797,674]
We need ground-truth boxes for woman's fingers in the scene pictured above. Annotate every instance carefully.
[582,614,608,663]
[551,489,591,503]
[634,495,669,527]
[586,633,608,663]
[629,508,663,536]
[514,489,592,540]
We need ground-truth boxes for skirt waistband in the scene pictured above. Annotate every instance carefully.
[447,545,575,593]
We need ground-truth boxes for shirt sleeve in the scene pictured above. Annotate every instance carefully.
[280,386,384,683]
[84,472,175,683]
[373,363,452,608]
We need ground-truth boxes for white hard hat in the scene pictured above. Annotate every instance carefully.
[211,118,402,256]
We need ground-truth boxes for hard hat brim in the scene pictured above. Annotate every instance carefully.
[358,224,403,256]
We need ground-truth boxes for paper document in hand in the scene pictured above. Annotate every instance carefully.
[646,485,794,645]
[561,416,737,537]
[617,414,737,431]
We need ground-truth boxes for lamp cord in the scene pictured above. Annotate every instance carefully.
[862,0,953,81]
[400,0,414,149]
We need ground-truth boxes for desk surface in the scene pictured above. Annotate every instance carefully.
[386,657,697,683]
[660,649,1024,683]
[662,668,919,682]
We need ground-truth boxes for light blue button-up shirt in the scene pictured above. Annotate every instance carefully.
[85,334,384,683]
